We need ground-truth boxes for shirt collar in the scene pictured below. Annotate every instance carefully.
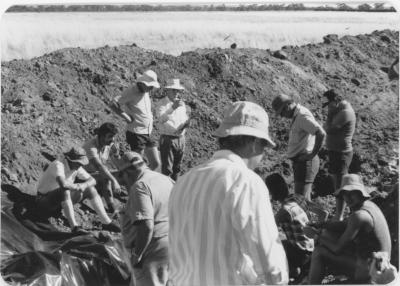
[211,149,248,169]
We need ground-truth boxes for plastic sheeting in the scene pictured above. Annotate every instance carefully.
[1,185,131,286]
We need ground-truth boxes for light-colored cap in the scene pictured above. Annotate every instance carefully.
[64,147,89,166]
[213,101,276,147]
[165,79,185,90]
[271,94,293,115]
[137,70,160,88]
[119,151,145,171]
[334,174,370,198]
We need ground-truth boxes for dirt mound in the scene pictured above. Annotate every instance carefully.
[1,30,398,265]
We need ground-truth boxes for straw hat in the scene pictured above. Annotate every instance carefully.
[165,79,185,90]
[334,174,370,198]
[213,101,275,147]
[137,70,160,88]
[64,147,89,166]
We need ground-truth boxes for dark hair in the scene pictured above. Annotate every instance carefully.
[94,122,118,137]
[323,89,343,102]
[265,173,289,201]
[218,135,256,151]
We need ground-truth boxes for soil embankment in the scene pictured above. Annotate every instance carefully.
[1,29,399,264]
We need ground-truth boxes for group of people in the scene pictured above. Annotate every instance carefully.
[34,69,394,285]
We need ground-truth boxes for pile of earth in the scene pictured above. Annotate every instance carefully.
[1,29,399,268]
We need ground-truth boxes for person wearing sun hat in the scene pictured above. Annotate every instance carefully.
[35,146,121,234]
[113,69,161,171]
[272,93,326,201]
[169,101,288,285]
[308,174,391,284]
[118,151,174,286]
[156,78,190,180]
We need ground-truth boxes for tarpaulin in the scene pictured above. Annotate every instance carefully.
[1,185,131,286]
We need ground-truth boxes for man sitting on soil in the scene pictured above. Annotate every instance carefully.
[308,174,391,284]
[272,94,326,201]
[156,78,190,180]
[83,122,121,214]
[265,173,314,281]
[119,151,174,286]
[35,146,121,234]
[322,89,356,221]
[112,70,161,171]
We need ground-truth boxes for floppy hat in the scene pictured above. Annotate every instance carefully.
[64,147,89,166]
[334,174,370,198]
[271,94,292,115]
[165,79,185,90]
[119,151,145,171]
[213,101,276,147]
[137,70,160,88]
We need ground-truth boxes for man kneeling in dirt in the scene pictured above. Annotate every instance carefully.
[35,147,121,234]
[119,152,174,286]
[308,174,391,284]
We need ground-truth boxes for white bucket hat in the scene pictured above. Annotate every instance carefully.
[334,174,370,198]
[213,101,276,147]
[165,79,185,90]
[137,70,160,88]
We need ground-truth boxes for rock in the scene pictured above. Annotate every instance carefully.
[272,50,288,60]
[380,35,391,43]
[150,60,157,65]
[351,78,361,86]
[42,91,52,101]
[230,43,237,49]
[323,34,339,44]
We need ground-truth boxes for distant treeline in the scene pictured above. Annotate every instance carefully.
[6,3,396,13]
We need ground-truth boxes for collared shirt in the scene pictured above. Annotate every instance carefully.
[156,97,189,136]
[36,158,92,194]
[82,137,119,173]
[325,101,356,152]
[276,194,314,252]
[117,85,153,135]
[169,150,289,286]
[287,104,322,159]
[121,169,174,251]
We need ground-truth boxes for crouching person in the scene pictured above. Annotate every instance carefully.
[35,147,121,234]
[308,174,391,284]
[119,152,174,286]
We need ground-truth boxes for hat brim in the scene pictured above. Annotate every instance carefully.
[334,184,370,198]
[213,125,276,147]
[65,156,89,166]
[141,81,160,88]
[165,85,185,90]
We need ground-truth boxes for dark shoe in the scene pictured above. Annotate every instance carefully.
[72,226,90,235]
[102,221,121,233]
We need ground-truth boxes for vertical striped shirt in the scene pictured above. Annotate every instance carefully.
[169,150,289,286]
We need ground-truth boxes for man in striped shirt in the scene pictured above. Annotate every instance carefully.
[168,101,289,285]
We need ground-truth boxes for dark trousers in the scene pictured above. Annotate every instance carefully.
[159,135,185,181]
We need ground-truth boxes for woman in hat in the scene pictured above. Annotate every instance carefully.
[308,174,391,284]
[83,122,121,213]
[156,78,190,180]
[35,146,121,234]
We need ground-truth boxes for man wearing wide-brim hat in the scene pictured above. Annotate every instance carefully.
[272,93,326,201]
[113,70,161,171]
[156,78,190,181]
[308,174,391,284]
[35,146,121,234]
[169,101,289,285]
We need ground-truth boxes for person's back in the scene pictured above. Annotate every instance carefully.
[169,150,285,285]
[354,200,391,259]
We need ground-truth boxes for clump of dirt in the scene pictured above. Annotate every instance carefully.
[1,30,398,265]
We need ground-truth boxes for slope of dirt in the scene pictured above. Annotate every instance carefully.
[1,30,399,266]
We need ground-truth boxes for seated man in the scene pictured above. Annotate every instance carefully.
[308,174,392,284]
[35,146,121,234]
[265,173,314,280]
[83,122,121,213]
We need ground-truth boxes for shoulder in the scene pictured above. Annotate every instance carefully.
[350,208,373,226]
